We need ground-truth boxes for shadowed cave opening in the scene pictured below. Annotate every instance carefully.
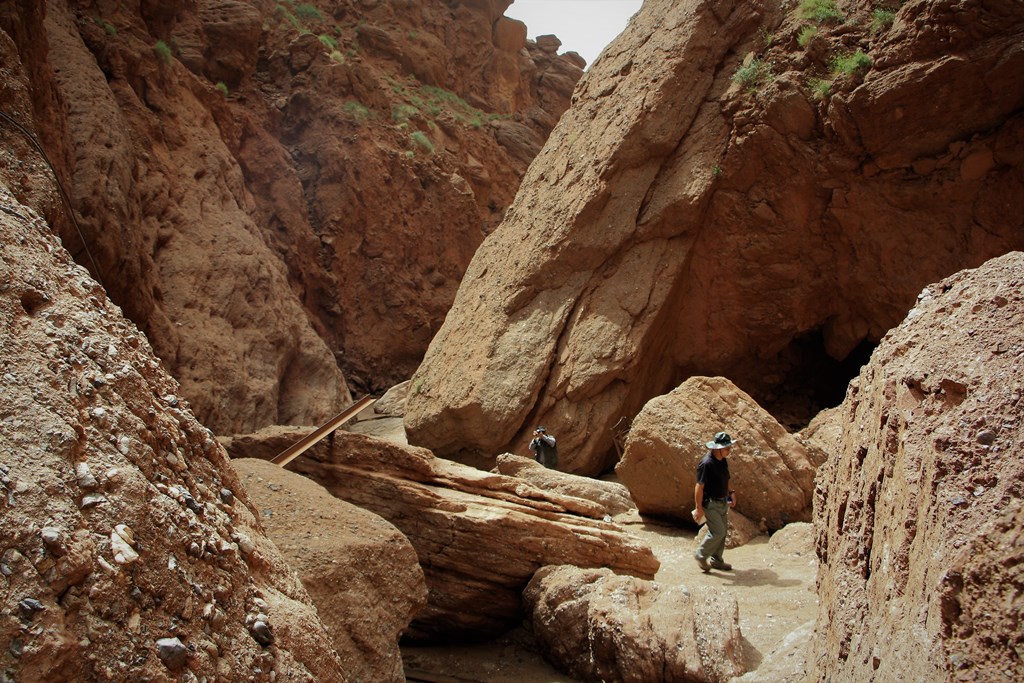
[746,330,877,431]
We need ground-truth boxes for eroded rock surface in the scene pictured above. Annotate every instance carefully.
[0,188,343,682]
[234,458,427,683]
[811,252,1024,682]
[493,453,637,517]
[0,0,582,430]
[524,565,745,683]
[278,432,660,640]
[617,376,824,529]
[405,0,1024,474]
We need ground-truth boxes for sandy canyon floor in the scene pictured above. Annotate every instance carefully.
[401,514,818,682]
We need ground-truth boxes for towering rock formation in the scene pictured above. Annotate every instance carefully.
[405,0,1024,474]
[810,251,1024,682]
[0,186,346,683]
[0,0,582,433]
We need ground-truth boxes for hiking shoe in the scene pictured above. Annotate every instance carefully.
[710,559,733,571]
[695,553,710,573]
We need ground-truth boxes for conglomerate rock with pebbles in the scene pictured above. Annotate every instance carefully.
[0,187,345,681]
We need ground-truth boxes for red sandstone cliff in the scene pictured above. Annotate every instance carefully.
[405,0,1024,474]
[0,0,581,433]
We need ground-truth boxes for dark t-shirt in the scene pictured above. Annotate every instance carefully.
[696,452,730,500]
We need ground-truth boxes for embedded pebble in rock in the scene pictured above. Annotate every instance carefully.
[18,598,45,620]
[111,526,139,564]
[251,620,275,647]
[219,488,234,505]
[75,462,98,489]
[80,492,107,509]
[40,527,65,556]
[156,637,188,671]
[977,429,997,445]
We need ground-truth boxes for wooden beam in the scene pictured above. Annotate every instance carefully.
[270,395,376,468]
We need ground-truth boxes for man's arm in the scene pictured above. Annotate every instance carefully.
[694,482,705,518]
[728,479,736,507]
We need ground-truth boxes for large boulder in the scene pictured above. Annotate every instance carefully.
[617,376,825,529]
[524,565,746,683]
[811,252,1024,682]
[234,458,427,683]
[0,188,344,682]
[405,0,1024,474]
[280,432,660,640]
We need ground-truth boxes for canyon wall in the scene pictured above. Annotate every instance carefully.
[810,251,1024,682]
[0,0,581,433]
[405,0,1024,474]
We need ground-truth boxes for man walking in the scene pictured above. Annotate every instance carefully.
[529,426,558,469]
[694,431,737,572]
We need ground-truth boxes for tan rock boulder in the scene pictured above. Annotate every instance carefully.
[811,252,1024,682]
[493,453,637,517]
[405,0,1024,475]
[234,458,426,683]
[281,432,660,640]
[0,189,343,681]
[617,377,824,530]
[524,565,745,683]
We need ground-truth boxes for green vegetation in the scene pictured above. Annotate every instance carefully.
[318,33,338,50]
[404,150,415,159]
[712,165,723,177]
[93,17,117,36]
[154,40,173,65]
[293,3,324,21]
[215,81,229,97]
[797,25,818,48]
[758,27,775,48]
[329,50,345,64]
[731,58,773,91]
[832,50,872,75]
[870,8,896,32]
[275,4,309,34]
[410,130,434,153]
[808,77,832,100]
[392,103,419,123]
[799,0,844,24]
[343,100,372,121]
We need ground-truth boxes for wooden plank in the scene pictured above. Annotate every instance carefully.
[270,395,376,467]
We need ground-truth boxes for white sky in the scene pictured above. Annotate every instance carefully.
[503,0,644,68]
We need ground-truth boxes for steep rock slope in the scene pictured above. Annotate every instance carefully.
[0,186,345,682]
[811,251,1024,681]
[0,0,581,432]
[405,0,1024,474]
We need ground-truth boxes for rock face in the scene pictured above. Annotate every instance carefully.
[0,0,582,432]
[493,453,637,517]
[524,565,746,683]
[0,188,344,682]
[234,458,427,683]
[617,376,825,529]
[276,431,660,640]
[811,252,1024,682]
[405,0,1024,474]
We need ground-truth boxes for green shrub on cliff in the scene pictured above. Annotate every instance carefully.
[343,100,372,121]
[832,50,872,75]
[410,131,434,153]
[732,58,772,92]
[870,8,896,32]
[799,0,844,24]
[797,25,817,48]
[294,4,324,21]
[154,40,173,65]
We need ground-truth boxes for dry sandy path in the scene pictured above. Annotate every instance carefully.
[402,515,817,682]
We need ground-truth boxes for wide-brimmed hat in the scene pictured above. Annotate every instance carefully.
[706,431,737,449]
[535,426,547,433]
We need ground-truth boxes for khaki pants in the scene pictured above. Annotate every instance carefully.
[696,500,729,561]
